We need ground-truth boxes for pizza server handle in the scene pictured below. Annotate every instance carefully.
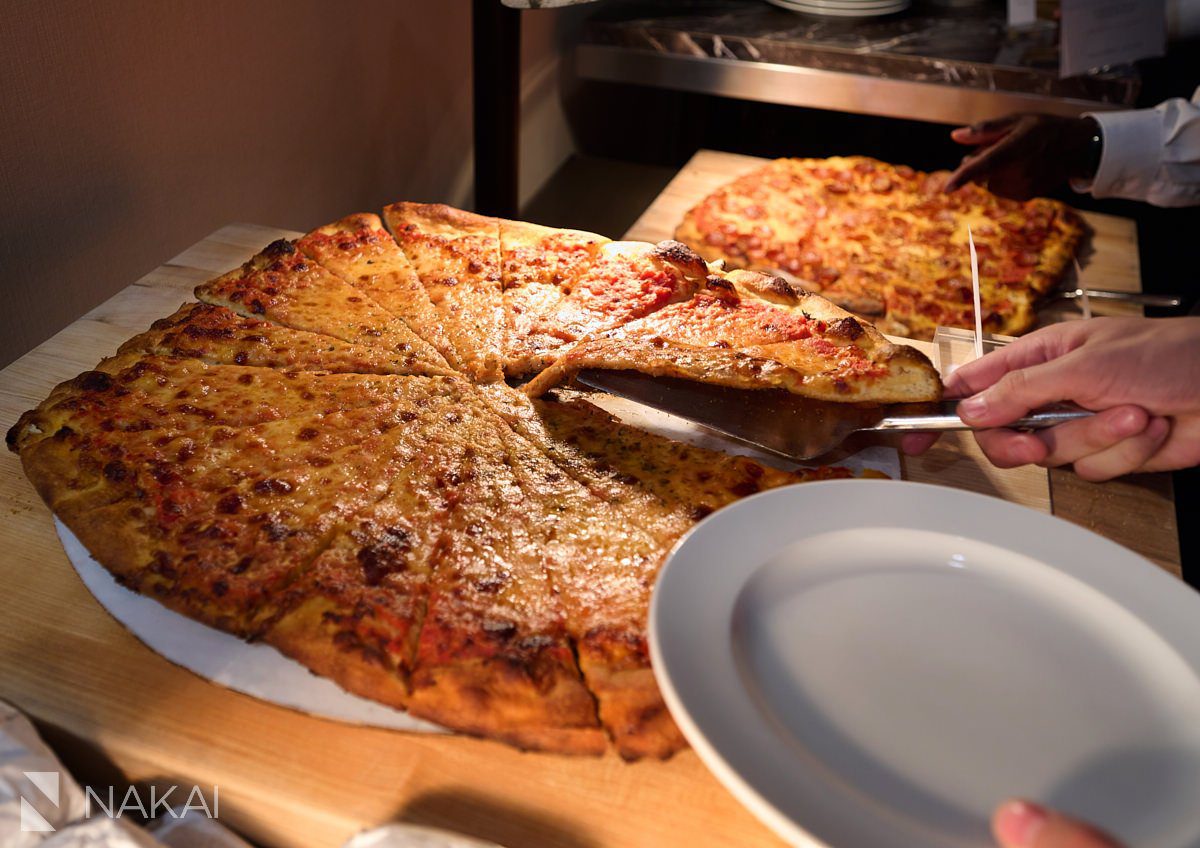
[1057,288,1183,309]
[870,401,1094,432]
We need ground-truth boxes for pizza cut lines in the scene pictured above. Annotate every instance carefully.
[383,203,507,382]
[195,238,451,373]
[9,198,946,757]
[297,214,461,369]
[120,302,437,376]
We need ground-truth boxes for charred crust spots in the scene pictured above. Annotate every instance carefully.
[253,478,294,496]
[474,572,509,594]
[262,520,291,542]
[828,316,864,340]
[705,274,733,291]
[356,525,412,586]
[233,351,249,365]
[467,259,483,274]
[216,493,243,514]
[263,239,296,258]
[177,404,217,421]
[730,479,760,497]
[211,580,229,597]
[249,299,266,315]
[767,276,798,298]
[77,371,114,392]
[151,551,175,579]
[399,411,418,423]
[297,427,319,441]
[306,455,333,467]
[482,619,517,641]
[151,465,179,485]
[690,504,715,521]
[103,460,127,482]
[182,324,235,340]
[331,630,391,668]
[652,240,705,273]
[237,373,254,385]
[231,556,253,575]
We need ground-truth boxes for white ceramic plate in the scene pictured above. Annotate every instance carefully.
[769,0,907,8]
[766,0,909,16]
[650,480,1200,848]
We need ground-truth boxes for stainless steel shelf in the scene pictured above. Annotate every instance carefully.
[575,44,1124,125]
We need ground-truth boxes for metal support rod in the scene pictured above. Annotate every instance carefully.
[472,0,522,217]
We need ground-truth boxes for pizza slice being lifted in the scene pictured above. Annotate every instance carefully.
[525,269,942,405]
[498,220,709,376]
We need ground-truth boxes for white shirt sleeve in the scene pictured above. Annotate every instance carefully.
[1074,86,1200,207]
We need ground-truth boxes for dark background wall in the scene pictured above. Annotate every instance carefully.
[0,0,580,368]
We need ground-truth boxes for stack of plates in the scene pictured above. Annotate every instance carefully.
[766,0,910,16]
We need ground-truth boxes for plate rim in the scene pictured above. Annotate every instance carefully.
[649,479,1200,848]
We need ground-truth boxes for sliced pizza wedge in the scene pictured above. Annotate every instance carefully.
[383,202,507,382]
[525,271,941,405]
[473,416,677,759]
[195,239,449,371]
[297,214,460,368]
[499,235,710,377]
[498,219,609,374]
[414,397,605,752]
[119,302,440,375]
[31,382,473,637]
[7,354,454,464]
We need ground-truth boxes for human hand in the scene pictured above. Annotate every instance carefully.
[993,800,1124,848]
[945,113,1099,198]
[902,317,1200,481]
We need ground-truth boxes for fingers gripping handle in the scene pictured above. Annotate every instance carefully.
[873,401,1094,432]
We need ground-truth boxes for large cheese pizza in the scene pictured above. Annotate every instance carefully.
[8,204,940,759]
[676,156,1086,339]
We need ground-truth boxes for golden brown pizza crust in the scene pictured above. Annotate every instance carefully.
[577,641,686,760]
[264,589,422,717]
[10,202,885,759]
[406,656,607,755]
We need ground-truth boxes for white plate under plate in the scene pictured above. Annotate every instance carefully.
[650,480,1200,848]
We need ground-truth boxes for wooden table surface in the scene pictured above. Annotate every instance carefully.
[0,163,1180,848]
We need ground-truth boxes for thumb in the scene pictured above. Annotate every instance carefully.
[993,800,1124,848]
[957,359,1076,427]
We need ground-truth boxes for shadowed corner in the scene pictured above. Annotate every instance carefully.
[394,789,602,848]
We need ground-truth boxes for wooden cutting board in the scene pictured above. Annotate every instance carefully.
[626,149,1178,573]
[0,190,1178,848]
